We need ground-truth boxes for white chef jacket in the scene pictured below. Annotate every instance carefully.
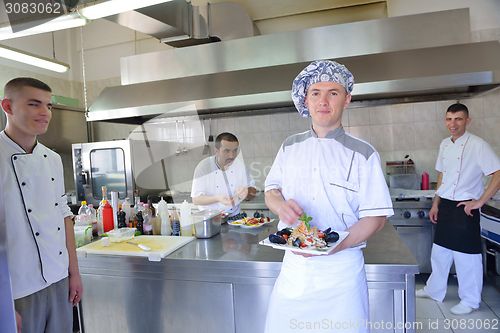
[0,131,72,300]
[191,155,255,215]
[435,131,500,201]
[264,126,393,333]
[265,126,393,242]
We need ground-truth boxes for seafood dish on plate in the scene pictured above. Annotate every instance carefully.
[228,217,274,228]
[260,213,349,255]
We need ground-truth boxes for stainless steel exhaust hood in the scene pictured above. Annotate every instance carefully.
[88,8,500,124]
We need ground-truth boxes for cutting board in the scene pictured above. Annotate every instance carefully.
[77,236,194,261]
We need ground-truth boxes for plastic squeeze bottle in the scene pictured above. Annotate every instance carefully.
[180,200,192,236]
[122,197,131,224]
[421,172,429,190]
[102,201,114,233]
[160,211,171,236]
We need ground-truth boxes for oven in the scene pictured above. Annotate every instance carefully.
[72,139,172,207]
[388,200,434,274]
[481,204,500,291]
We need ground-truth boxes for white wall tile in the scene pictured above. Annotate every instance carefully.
[414,121,438,150]
[370,105,392,125]
[270,113,290,132]
[414,102,437,121]
[349,107,370,126]
[392,123,415,151]
[391,104,414,123]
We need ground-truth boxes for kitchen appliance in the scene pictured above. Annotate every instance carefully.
[87,9,500,124]
[481,203,500,291]
[388,200,434,273]
[72,139,173,207]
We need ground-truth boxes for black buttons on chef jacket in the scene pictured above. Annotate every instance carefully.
[55,203,58,206]
[51,178,54,181]
[13,156,17,160]
[44,155,47,158]
[28,209,32,213]
[59,251,62,255]
[58,227,61,231]
[21,182,26,186]
[35,232,39,236]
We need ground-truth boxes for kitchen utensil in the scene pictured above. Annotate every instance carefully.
[192,209,223,238]
[127,241,152,251]
[175,121,182,156]
[182,120,188,154]
[202,120,209,155]
[208,118,213,142]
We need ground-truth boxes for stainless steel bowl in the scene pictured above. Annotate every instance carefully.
[192,209,223,238]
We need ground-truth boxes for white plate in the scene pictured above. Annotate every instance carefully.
[228,219,275,228]
[259,231,349,255]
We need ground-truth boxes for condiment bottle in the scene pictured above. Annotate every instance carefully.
[422,172,429,190]
[142,204,153,235]
[171,206,180,236]
[97,186,108,235]
[160,211,171,236]
[117,211,127,228]
[147,196,156,217]
[136,211,144,235]
[76,201,90,226]
[157,197,167,216]
[180,200,192,236]
[102,201,114,233]
[122,197,131,225]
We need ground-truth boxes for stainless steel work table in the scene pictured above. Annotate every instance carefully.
[77,221,418,333]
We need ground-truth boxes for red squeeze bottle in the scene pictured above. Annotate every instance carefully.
[102,200,114,233]
[422,172,429,190]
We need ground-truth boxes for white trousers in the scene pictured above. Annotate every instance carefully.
[424,243,482,309]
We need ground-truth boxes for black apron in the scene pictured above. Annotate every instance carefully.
[434,198,481,254]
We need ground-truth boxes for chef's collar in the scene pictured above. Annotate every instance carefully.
[0,130,39,154]
[451,130,470,144]
[214,155,233,171]
[309,125,345,140]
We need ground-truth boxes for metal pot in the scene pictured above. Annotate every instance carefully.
[192,209,223,238]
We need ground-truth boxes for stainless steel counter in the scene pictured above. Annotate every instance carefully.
[77,221,418,333]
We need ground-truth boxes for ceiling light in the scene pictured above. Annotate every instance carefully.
[0,12,88,41]
[0,44,70,73]
[78,0,174,20]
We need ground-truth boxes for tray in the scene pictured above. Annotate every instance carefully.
[259,231,349,255]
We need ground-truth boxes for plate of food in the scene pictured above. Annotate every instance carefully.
[228,217,275,228]
[259,213,349,255]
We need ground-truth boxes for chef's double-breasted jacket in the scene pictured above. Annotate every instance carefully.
[0,131,72,300]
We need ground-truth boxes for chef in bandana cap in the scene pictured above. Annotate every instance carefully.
[264,60,393,333]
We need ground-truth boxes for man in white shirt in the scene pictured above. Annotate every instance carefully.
[416,103,500,315]
[0,77,82,332]
[264,60,393,332]
[191,132,256,221]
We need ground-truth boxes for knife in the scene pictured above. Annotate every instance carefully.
[127,241,151,251]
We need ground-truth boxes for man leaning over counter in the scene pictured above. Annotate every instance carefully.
[191,132,256,222]
[0,77,82,332]
[264,60,394,333]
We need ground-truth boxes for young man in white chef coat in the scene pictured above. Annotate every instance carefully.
[0,77,82,332]
[264,60,393,332]
[191,132,256,221]
[416,103,500,315]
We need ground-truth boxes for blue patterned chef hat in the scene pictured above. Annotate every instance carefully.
[292,60,354,117]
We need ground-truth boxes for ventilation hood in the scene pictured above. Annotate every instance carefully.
[88,8,500,124]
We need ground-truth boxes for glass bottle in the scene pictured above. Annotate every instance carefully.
[171,206,180,236]
[142,204,153,235]
[147,196,156,217]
